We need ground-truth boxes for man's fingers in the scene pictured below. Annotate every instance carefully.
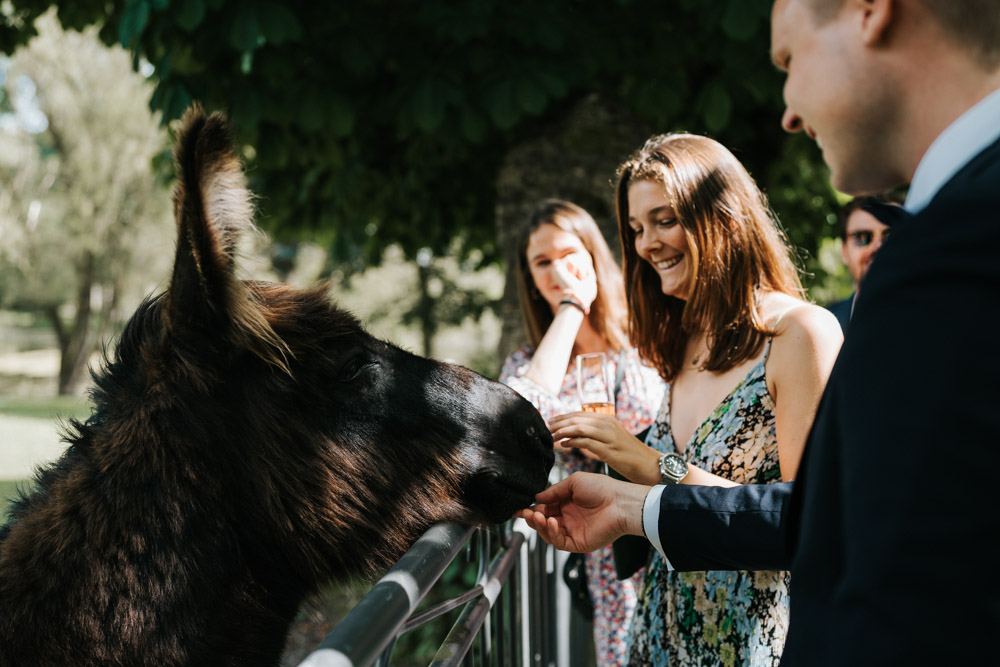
[534,477,571,503]
[522,508,548,528]
[546,516,566,543]
[522,509,566,547]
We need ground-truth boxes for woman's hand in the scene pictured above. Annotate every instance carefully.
[548,412,662,485]
[552,253,598,312]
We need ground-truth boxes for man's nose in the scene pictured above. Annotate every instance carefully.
[781,108,803,133]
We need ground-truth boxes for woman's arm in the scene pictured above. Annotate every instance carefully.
[767,304,843,480]
[547,411,739,486]
[521,256,598,395]
[522,303,586,395]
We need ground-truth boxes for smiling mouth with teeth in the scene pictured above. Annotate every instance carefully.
[655,256,683,270]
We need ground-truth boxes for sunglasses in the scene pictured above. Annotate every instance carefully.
[847,229,891,248]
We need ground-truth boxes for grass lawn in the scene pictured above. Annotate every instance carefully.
[0,395,93,421]
[0,396,83,510]
[0,479,30,521]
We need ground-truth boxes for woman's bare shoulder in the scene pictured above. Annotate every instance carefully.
[763,294,843,366]
[762,293,839,337]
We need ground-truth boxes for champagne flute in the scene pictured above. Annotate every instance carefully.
[576,352,615,415]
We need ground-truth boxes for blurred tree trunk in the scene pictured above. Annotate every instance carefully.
[48,253,90,395]
[415,260,435,358]
[495,94,653,371]
[47,251,120,395]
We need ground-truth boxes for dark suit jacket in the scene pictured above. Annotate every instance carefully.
[657,135,1000,665]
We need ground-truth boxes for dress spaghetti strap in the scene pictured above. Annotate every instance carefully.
[763,306,799,364]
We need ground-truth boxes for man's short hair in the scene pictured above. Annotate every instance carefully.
[802,0,1000,68]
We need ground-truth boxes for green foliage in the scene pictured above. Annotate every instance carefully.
[3,0,842,289]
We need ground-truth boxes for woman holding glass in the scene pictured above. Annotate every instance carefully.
[546,135,843,665]
[499,199,664,667]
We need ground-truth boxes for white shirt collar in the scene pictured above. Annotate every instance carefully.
[905,87,1000,214]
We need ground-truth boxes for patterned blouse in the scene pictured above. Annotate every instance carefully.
[500,345,666,667]
[627,338,789,666]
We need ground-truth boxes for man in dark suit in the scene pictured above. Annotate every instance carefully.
[520,0,1000,663]
[825,195,903,333]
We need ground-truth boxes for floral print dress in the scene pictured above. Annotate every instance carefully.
[500,346,665,667]
[627,338,790,666]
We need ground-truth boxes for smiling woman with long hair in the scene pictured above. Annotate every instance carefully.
[546,135,843,666]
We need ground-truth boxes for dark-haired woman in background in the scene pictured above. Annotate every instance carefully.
[499,199,664,666]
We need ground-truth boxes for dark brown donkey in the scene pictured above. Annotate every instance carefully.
[0,107,553,666]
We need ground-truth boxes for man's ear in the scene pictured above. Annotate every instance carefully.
[858,0,895,46]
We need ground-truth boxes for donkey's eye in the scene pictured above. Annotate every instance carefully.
[338,357,375,383]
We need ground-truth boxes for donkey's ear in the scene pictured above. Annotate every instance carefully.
[166,105,290,372]
[165,105,253,336]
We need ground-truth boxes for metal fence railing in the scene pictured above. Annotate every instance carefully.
[296,517,590,667]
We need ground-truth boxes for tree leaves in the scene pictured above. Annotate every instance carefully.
[149,79,191,124]
[412,78,450,133]
[699,81,732,134]
[118,0,150,48]
[175,0,206,31]
[340,34,382,78]
[721,0,762,42]
[257,2,302,45]
[328,92,354,138]
[515,74,547,115]
[485,79,518,130]
[457,108,485,144]
[4,0,836,287]
[229,4,260,52]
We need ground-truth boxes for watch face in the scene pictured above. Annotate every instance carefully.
[663,454,687,477]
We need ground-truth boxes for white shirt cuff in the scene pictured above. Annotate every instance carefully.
[643,484,675,571]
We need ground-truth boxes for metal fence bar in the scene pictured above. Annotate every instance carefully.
[297,513,582,667]
[427,531,525,667]
[298,523,474,667]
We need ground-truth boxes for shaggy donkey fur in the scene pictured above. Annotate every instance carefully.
[0,106,553,666]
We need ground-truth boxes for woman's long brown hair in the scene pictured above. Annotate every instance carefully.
[615,134,803,381]
[515,199,630,352]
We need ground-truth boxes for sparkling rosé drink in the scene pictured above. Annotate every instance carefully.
[576,352,615,415]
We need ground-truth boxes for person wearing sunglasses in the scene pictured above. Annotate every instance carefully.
[826,195,906,332]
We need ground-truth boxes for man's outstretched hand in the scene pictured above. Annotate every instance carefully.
[518,472,651,552]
